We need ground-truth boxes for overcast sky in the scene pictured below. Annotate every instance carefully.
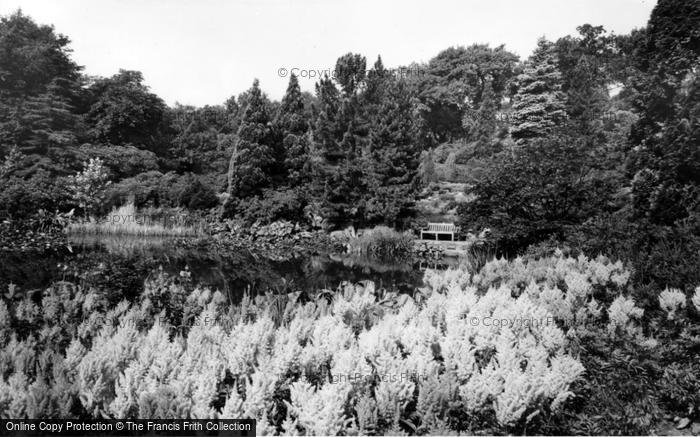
[1,0,655,106]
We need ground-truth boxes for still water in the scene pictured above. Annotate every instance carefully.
[0,235,459,301]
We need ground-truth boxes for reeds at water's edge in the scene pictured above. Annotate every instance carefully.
[66,202,204,236]
[347,226,414,258]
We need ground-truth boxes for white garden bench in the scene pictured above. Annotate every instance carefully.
[420,222,456,241]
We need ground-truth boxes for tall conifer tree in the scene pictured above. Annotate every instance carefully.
[510,38,567,141]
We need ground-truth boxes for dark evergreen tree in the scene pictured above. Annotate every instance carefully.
[275,74,311,186]
[0,11,84,157]
[365,56,389,104]
[225,79,275,208]
[168,104,233,190]
[334,53,367,96]
[313,75,342,163]
[364,78,421,225]
[627,0,700,225]
[462,78,498,154]
[510,38,567,142]
[555,25,616,134]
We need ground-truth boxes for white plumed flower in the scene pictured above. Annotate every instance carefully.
[607,296,644,336]
[692,286,700,312]
[658,288,687,320]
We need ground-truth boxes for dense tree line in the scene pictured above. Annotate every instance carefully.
[1,1,698,289]
[0,9,527,228]
[458,0,700,290]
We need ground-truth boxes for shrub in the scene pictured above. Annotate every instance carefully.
[565,214,700,291]
[67,158,111,217]
[0,170,72,219]
[103,171,165,211]
[165,173,219,210]
[76,144,159,179]
[458,134,618,255]
[233,188,307,225]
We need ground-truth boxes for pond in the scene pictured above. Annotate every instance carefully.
[0,235,460,302]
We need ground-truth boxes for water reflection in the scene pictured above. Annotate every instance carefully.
[1,235,460,301]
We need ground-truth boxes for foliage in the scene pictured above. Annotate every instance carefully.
[0,10,83,155]
[615,0,700,251]
[347,226,414,259]
[275,74,312,186]
[0,256,590,432]
[85,70,168,153]
[66,201,204,236]
[76,144,159,180]
[67,157,111,216]
[167,104,235,177]
[225,79,276,208]
[0,170,71,219]
[554,25,618,134]
[3,254,698,434]
[461,79,500,155]
[458,134,617,254]
[418,150,439,186]
[236,188,307,225]
[102,170,166,210]
[416,44,519,143]
[165,173,219,210]
[363,78,421,226]
[509,38,568,142]
[0,146,23,178]
[308,56,422,228]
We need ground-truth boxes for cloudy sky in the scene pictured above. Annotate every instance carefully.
[1,0,655,105]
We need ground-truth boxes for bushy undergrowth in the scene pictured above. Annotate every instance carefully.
[2,253,698,434]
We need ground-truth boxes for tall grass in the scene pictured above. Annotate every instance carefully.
[459,244,497,273]
[67,202,203,236]
[347,226,414,258]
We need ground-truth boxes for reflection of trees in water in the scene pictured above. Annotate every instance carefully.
[304,254,423,294]
[0,249,64,295]
[3,239,427,302]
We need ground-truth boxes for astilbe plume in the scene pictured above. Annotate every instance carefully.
[223,315,276,377]
[0,301,11,344]
[220,384,244,418]
[77,318,144,417]
[2,254,667,433]
[0,372,30,418]
[693,286,700,313]
[607,295,644,336]
[110,323,184,418]
[286,378,353,435]
[658,288,687,320]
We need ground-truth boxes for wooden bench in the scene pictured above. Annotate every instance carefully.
[420,222,456,241]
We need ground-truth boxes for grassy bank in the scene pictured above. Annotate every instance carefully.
[66,202,204,236]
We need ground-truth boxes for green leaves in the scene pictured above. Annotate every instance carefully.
[459,134,617,253]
